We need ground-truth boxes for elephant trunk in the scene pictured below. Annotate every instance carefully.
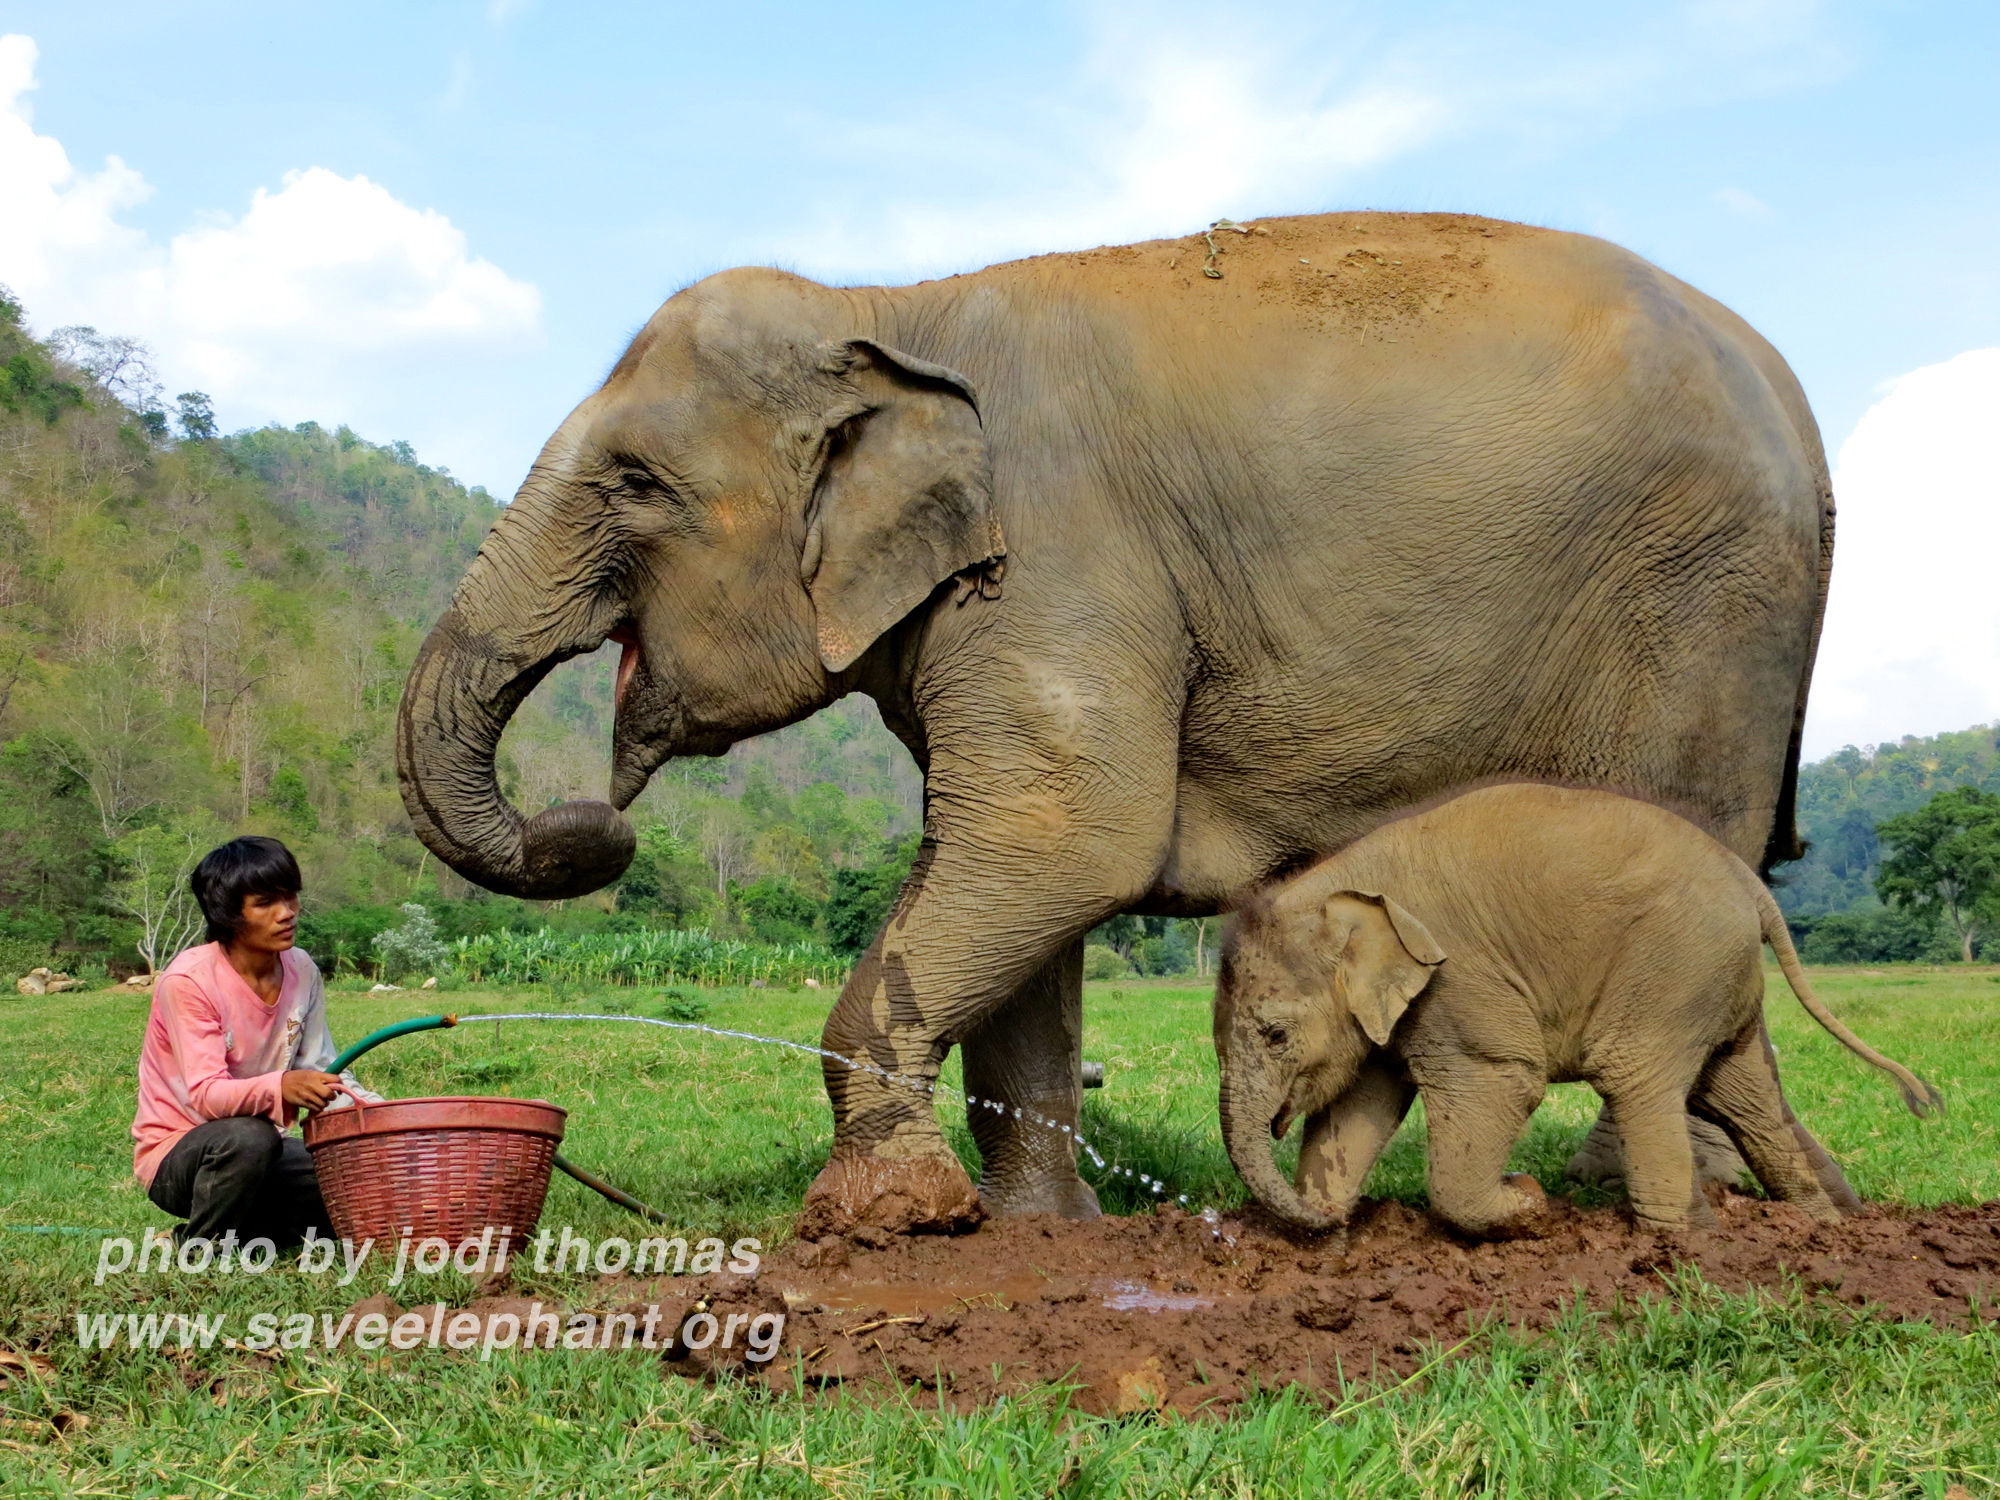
[1219,1077,1341,1231]
[396,459,637,900]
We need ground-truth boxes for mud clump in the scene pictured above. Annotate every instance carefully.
[670,1195,2000,1415]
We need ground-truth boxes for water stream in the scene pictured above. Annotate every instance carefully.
[456,1011,1194,1207]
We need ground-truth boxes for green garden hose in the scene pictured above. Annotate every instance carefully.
[328,1013,669,1224]
[328,1014,461,1073]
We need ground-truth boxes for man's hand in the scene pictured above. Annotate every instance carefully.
[281,1069,342,1114]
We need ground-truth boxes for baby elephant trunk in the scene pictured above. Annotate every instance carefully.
[1219,1079,1341,1232]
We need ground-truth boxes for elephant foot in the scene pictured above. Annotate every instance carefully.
[797,1152,984,1240]
[1442,1173,1549,1241]
[978,1170,1101,1221]
[1484,1172,1551,1240]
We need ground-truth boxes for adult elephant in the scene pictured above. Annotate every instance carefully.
[398,211,1848,1234]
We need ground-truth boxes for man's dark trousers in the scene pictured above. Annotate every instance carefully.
[146,1116,333,1247]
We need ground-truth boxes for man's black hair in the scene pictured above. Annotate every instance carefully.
[191,836,302,945]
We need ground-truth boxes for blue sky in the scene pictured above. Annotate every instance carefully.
[2,1,1996,753]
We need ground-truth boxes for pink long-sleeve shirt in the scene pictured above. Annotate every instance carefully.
[130,942,367,1188]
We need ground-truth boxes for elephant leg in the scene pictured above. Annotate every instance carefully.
[1759,1022,1863,1213]
[800,799,1169,1236]
[1599,1078,1702,1231]
[1568,1105,1750,1193]
[796,646,1178,1239]
[1415,1057,1548,1239]
[1296,1057,1416,1222]
[961,936,1100,1219]
[1690,1024,1841,1222]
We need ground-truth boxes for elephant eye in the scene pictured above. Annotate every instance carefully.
[1261,1023,1292,1048]
[594,455,691,511]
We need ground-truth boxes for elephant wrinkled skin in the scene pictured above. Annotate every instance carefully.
[397,212,1843,1232]
[1213,784,1940,1237]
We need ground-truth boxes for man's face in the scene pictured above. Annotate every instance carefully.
[237,890,300,954]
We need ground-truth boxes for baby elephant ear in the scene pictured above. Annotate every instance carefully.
[1322,890,1446,1047]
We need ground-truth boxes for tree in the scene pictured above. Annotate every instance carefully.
[1091,914,1143,960]
[825,834,919,957]
[1875,785,2000,962]
[52,667,192,838]
[0,731,106,916]
[174,391,217,442]
[615,823,709,926]
[264,764,320,834]
[1191,915,1216,978]
[109,816,220,975]
[733,878,822,945]
[0,289,85,424]
[47,326,163,413]
[698,801,753,896]
[749,824,826,895]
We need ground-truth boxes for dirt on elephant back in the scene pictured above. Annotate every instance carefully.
[624,1194,2000,1415]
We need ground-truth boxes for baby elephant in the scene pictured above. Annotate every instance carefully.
[1214,783,1939,1237]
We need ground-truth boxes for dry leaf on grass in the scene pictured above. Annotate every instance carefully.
[0,1348,55,1385]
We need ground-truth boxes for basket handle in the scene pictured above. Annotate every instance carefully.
[320,1080,368,1126]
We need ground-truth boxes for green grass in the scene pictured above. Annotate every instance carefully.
[1,965,1995,1496]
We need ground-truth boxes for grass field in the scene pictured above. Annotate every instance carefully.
[1,964,1995,1496]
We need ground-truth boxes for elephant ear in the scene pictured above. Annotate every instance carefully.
[1322,890,1445,1047]
[804,340,1005,672]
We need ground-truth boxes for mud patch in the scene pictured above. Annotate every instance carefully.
[698,1195,1999,1414]
[383,1196,1999,1416]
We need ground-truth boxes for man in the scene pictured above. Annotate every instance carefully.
[132,836,379,1247]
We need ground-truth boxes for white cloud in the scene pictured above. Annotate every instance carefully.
[0,33,540,486]
[773,22,1450,279]
[1802,348,2000,758]
[768,0,1846,284]
[0,35,152,299]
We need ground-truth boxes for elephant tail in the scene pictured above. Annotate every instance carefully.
[1753,884,1945,1118]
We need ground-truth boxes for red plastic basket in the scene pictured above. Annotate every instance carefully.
[303,1095,566,1251]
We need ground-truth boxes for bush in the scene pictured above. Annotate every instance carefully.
[652,986,711,1023]
[0,934,52,982]
[1082,944,1130,981]
[373,903,451,981]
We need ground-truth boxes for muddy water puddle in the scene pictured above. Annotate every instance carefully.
[802,1272,1227,1317]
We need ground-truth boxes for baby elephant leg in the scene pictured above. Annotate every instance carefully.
[1564,1109,1750,1193]
[1690,1025,1842,1222]
[1417,1057,1548,1238]
[1599,1080,1702,1231]
[1296,1057,1416,1222]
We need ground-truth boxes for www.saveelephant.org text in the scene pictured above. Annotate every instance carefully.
[73,1303,785,1361]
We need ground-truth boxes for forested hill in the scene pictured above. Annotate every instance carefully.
[0,288,919,968]
[1778,725,2000,917]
